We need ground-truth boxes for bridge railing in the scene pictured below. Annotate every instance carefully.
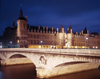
[0,48,100,55]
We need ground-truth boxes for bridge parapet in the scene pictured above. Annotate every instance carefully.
[0,48,100,78]
[0,48,100,57]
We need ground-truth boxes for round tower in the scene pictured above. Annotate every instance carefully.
[17,8,28,48]
[66,25,73,48]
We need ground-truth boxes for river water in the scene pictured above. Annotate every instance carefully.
[0,64,100,79]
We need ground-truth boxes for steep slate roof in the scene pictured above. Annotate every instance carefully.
[83,27,87,34]
[90,32,99,35]
[59,24,65,33]
[18,9,27,21]
[27,25,56,33]
[67,25,72,33]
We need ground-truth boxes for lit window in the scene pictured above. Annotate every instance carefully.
[17,40,19,43]
[96,46,98,48]
[0,45,2,48]
[82,46,84,48]
[75,46,77,48]
[39,46,41,48]
[10,41,12,44]
[86,37,88,40]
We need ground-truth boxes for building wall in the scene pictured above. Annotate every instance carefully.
[0,9,100,49]
[26,29,65,49]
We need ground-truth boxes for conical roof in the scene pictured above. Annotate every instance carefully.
[59,24,65,33]
[67,25,72,33]
[18,8,27,20]
[83,27,87,34]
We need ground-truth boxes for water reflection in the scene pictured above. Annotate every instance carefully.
[0,64,100,79]
[48,69,100,79]
[0,64,39,79]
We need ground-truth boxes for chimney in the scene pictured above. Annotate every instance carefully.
[57,28,58,32]
[52,27,53,33]
[67,28,69,30]
[82,30,83,34]
[38,26,40,30]
[26,16,27,20]
[87,30,89,34]
[76,32,78,35]
[46,26,48,30]
[71,29,72,33]
[62,28,64,33]
[52,27,53,30]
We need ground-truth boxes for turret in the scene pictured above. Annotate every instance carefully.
[82,27,89,36]
[17,8,28,37]
[59,24,65,33]
[12,16,15,28]
[66,25,73,48]
[17,8,28,47]
[67,25,73,33]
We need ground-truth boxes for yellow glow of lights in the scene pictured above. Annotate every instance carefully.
[75,46,77,48]
[82,46,84,48]
[39,46,41,48]
[96,46,98,48]
[17,40,19,43]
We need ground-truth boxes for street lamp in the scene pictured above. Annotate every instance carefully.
[54,33,56,49]
[0,42,2,48]
[86,37,88,49]
[40,40,43,48]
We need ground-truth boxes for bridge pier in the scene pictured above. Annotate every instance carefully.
[0,59,7,66]
[36,68,49,78]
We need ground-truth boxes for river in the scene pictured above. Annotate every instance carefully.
[0,64,100,79]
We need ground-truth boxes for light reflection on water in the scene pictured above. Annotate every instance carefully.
[0,64,100,79]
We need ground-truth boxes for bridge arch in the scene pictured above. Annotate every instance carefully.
[5,52,38,67]
[54,61,89,68]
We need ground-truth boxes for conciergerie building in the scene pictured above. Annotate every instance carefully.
[0,9,100,49]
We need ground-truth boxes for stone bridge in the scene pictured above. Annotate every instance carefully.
[0,48,100,78]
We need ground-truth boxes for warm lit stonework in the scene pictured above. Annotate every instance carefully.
[0,48,100,78]
[0,8,100,48]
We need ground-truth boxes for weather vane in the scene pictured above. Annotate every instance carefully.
[20,4,22,8]
[20,4,22,7]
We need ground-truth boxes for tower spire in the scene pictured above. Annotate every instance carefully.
[61,21,62,25]
[12,16,15,28]
[19,8,23,17]
[19,4,23,17]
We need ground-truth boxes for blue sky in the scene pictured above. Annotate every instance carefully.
[0,0,100,36]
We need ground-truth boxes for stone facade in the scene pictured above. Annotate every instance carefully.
[0,8,100,48]
[0,48,100,78]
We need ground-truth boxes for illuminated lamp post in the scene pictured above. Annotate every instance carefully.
[54,33,56,49]
[86,37,88,49]
[0,42,2,48]
[10,41,12,48]
[40,41,43,49]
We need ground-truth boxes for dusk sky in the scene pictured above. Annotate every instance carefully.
[0,0,100,36]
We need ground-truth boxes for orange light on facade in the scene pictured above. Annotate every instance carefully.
[82,46,84,48]
[17,40,19,43]
[75,46,77,48]
[96,46,98,48]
